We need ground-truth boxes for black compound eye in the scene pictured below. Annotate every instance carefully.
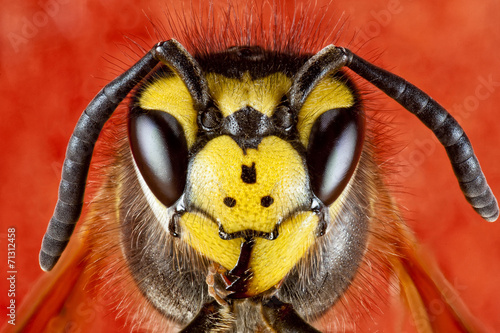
[200,106,223,130]
[129,109,188,207]
[306,108,365,206]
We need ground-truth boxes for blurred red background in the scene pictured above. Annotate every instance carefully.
[1,0,499,331]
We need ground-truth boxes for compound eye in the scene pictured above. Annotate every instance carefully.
[306,108,365,206]
[129,110,188,207]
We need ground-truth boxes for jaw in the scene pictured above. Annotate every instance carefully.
[180,210,319,297]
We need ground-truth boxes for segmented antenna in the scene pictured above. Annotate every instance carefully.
[342,48,499,222]
[39,50,159,272]
[291,45,498,222]
[40,40,209,271]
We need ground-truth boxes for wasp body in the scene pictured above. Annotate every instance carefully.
[3,1,499,332]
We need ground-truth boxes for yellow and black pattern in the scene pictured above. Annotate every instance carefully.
[31,3,497,332]
[128,47,361,301]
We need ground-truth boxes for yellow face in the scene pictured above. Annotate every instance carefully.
[137,69,355,296]
[184,135,318,295]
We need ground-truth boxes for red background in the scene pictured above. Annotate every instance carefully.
[1,0,499,331]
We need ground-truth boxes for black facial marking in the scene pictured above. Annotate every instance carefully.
[241,163,257,184]
[223,106,269,150]
[261,196,274,208]
[223,197,237,208]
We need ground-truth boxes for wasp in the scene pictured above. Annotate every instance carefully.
[5,1,498,332]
